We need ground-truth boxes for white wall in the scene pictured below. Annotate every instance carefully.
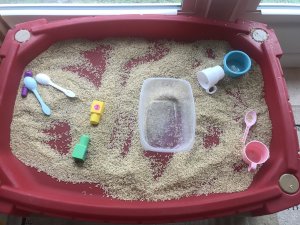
[244,13,300,68]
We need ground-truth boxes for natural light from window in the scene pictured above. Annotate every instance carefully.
[261,0,300,2]
[259,0,300,15]
[0,0,182,16]
[1,0,182,3]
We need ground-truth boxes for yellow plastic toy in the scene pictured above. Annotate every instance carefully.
[90,100,105,125]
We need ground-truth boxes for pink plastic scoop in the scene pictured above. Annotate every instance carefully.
[242,111,257,144]
[242,140,269,172]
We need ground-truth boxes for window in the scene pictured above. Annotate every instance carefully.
[0,0,300,67]
[1,0,181,3]
[0,0,181,4]
[261,0,300,3]
[258,0,300,15]
[0,0,182,16]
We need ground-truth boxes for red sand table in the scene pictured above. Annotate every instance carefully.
[0,15,300,223]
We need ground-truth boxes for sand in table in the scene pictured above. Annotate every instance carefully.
[10,39,272,201]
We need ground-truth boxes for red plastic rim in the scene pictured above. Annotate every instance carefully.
[0,15,299,223]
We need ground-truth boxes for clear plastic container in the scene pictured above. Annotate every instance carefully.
[138,78,196,153]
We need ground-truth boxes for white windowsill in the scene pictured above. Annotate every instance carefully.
[0,3,180,16]
[258,3,300,15]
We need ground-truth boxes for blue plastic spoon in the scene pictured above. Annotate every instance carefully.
[24,77,51,116]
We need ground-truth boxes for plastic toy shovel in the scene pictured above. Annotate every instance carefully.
[242,111,257,144]
[24,77,51,116]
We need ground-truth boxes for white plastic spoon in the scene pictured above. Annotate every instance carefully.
[242,111,257,144]
[35,73,76,98]
[24,77,51,116]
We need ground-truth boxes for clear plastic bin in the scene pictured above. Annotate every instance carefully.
[138,78,196,153]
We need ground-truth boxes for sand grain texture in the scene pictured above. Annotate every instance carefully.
[10,39,272,201]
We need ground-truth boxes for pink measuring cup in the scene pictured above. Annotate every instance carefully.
[242,140,270,172]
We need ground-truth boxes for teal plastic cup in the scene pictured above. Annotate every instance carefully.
[223,51,251,78]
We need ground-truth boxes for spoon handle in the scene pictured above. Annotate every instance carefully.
[50,81,76,98]
[242,125,250,144]
[32,89,51,116]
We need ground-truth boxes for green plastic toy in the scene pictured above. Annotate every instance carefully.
[72,135,90,162]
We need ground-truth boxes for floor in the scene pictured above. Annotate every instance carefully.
[1,68,300,225]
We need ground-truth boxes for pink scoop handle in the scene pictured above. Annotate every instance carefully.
[248,162,257,172]
[242,125,250,144]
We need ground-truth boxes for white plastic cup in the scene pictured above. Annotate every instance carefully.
[197,65,225,94]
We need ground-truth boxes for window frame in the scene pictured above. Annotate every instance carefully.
[0,3,181,16]
[1,0,300,67]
